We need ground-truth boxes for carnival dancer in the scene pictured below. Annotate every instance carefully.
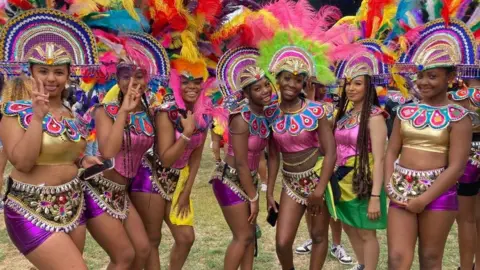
[445,3,480,269]
[385,15,476,269]
[209,46,276,269]
[330,39,392,270]
[257,28,337,269]
[0,8,101,268]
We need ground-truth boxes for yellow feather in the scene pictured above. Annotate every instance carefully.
[391,66,409,98]
[180,30,201,61]
[122,0,140,21]
[102,85,120,104]
[93,0,110,7]
[80,81,95,92]
[335,16,357,26]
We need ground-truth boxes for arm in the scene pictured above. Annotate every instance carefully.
[418,117,472,205]
[384,118,402,193]
[0,116,43,172]
[95,107,129,159]
[314,116,337,195]
[230,115,258,199]
[210,129,222,162]
[183,135,207,195]
[155,111,190,167]
[369,115,387,197]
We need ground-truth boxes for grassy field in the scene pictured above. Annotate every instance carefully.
[0,147,462,270]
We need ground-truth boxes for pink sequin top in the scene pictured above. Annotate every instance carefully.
[171,130,206,169]
[334,106,386,166]
[225,104,276,171]
[103,103,155,178]
[271,100,326,153]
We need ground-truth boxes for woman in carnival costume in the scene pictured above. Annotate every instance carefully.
[385,9,476,269]
[0,8,101,268]
[209,46,277,269]
[257,28,338,269]
[445,2,480,269]
[85,31,167,268]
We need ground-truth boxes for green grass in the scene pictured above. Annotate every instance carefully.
[0,148,461,270]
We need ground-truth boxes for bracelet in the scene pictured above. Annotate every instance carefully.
[371,194,380,197]
[76,155,87,168]
[248,192,259,202]
[180,133,191,142]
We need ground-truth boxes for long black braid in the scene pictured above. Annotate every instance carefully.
[141,92,157,173]
[334,75,380,199]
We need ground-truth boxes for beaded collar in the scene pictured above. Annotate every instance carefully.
[103,103,154,137]
[231,104,279,138]
[2,100,86,141]
[448,88,480,108]
[272,99,326,135]
[396,103,471,129]
[336,106,386,130]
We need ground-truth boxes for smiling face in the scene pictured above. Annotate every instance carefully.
[415,68,455,100]
[345,75,367,104]
[117,67,148,96]
[181,76,203,104]
[277,71,305,102]
[244,77,272,107]
[30,64,69,98]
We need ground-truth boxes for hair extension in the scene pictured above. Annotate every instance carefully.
[118,89,133,180]
[334,75,380,199]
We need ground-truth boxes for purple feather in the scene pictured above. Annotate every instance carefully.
[456,0,473,19]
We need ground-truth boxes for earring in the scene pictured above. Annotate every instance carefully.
[448,82,453,88]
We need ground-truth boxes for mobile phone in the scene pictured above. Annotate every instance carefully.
[82,159,115,180]
[266,201,280,227]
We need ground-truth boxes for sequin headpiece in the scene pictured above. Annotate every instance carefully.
[217,47,265,97]
[335,40,390,85]
[0,9,99,77]
[119,32,170,85]
[395,18,477,74]
[257,29,335,85]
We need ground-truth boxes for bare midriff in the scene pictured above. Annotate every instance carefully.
[398,148,448,170]
[10,164,79,186]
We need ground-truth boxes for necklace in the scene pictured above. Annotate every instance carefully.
[280,98,303,114]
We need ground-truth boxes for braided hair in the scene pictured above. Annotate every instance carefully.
[117,90,134,179]
[334,75,380,199]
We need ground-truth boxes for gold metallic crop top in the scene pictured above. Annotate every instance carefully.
[397,103,471,154]
[2,100,87,165]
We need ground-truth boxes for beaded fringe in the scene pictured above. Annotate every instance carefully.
[152,167,180,201]
[83,176,129,220]
[210,162,257,202]
[12,177,82,195]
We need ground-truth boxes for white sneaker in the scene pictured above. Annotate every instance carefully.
[331,245,353,265]
[349,264,364,270]
[261,183,268,192]
[295,239,312,255]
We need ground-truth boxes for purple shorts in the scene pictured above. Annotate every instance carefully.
[211,179,245,207]
[4,205,86,255]
[129,162,156,194]
[389,185,458,211]
[459,160,480,184]
[83,175,129,220]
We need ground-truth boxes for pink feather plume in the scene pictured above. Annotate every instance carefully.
[264,0,316,34]
[169,69,186,110]
[309,5,342,37]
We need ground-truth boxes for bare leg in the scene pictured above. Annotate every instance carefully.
[70,224,87,254]
[307,200,330,269]
[330,218,342,246]
[0,150,7,196]
[458,195,477,270]
[387,207,417,270]
[87,213,136,269]
[240,241,255,270]
[358,229,379,270]
[124,202,152,270]
[343,223,364,265]
[165,201,195,270]
[220,202,255,270]
[258,154,267,185]
[418,210,456,270]
[26,232,88,270]
[276,190,306,270]
[130,192,168,270]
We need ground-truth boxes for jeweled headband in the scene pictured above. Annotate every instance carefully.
[216,47,265,98]
[0,8,99,78]
[335,40,390,85]
[269,46,314,77]
[395,18,477,74]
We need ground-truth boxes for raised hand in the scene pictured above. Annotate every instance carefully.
[180,111,195,137]
[119,78,142,113]
[30,77,50,120]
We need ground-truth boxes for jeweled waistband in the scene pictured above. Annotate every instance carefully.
[281,166,317,179]
[394,162,445,177]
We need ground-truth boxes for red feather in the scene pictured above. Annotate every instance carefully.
[195,0,222,24]
[8,0,34,10]
[365,0,394,38]
[441,0,452,26]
